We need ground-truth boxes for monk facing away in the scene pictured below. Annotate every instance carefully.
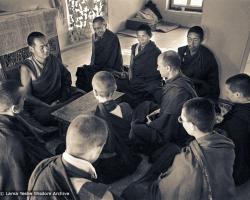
[0,80,51,197]
[28,115,122,200]
[122,98,236,200]
[92,71,141,184]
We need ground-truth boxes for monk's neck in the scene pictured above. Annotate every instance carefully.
[32,55,46,65]
[167,70,180,80]
[189,47,199,56]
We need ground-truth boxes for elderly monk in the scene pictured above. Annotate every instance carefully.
[76,16,123,92]
[0,80,51,197]
[92,71,141,184]
[217,74,250,186]
[20,32,73,125]
[130,51,197,156]
[178,26,220,101]
[28,115,121,200]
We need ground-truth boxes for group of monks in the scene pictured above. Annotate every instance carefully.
[0,16,249,200]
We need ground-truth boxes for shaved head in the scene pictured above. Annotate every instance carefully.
[92,71,117,98]
[66,115,108,160]
[0,80,22,112]
[160,50,181,70]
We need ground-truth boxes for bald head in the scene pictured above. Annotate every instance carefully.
[0,80,22,112]
[66,115,108,160]
[159,50,181,71]
[92,71,117,98]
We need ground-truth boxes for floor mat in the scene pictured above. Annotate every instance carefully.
[118,23,179,38]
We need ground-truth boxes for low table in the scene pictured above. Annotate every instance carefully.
[52,91,124,124]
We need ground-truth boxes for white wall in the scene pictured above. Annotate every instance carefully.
[152,0,202,27]
[108,0,146,32]
[201,0,250,97]
[0,0,51,11]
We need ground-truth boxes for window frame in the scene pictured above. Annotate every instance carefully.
[169,0,203,12]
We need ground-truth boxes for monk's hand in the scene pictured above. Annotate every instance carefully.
[130,119,149,139]
[50,100,60,107]
[215,114,224,124]
[146,108,160,124]
[120,71,128,79]
[146,115,152,125]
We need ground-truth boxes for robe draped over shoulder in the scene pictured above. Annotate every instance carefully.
[93,101,141,184]
[178,45,220,100]
[28,155,118,200]
[159,132,236,200]
[23,55,72,104]
[91,29,123,72]
[129,41,161,93]
[76,29,123,92]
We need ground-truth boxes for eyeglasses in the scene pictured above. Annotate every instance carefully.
[178,116,189,124]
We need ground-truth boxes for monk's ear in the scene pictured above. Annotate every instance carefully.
[29,46,34,54]
[166,65,171,72]
[103,22,107,29]
[93,89,98,97]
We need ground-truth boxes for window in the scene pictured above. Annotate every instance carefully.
[170,0,203,12]
[65,0,108,43]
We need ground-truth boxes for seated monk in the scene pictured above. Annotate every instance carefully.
[76,16,123,92]
[20,32,75,125]
[0,80,51,195]
[130,51,197,156]
[116,24,161,107]
[92,71,141,184]
[216,74,250,186]
[123,98,236,200]
[178,26,220,101]
[28,115,121,200]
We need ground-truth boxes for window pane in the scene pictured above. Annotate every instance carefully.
[190,0,203,7]
[173,0,188,6]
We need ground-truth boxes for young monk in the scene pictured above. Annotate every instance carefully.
[28,115,121,200]
[92,71,141,184]
[130,50,197,156]
[217,74,250,186]
[0,80,51,196]
[178,26,220,101]
[123,98,236,200]
[20,32,81,125]
[116,24,161,107]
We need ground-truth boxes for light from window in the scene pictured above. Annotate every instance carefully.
[171,0,203,11]
[190,0,203,7]
[173,0,187,6]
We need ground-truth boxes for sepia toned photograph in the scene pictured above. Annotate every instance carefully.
[0,0,249,199]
